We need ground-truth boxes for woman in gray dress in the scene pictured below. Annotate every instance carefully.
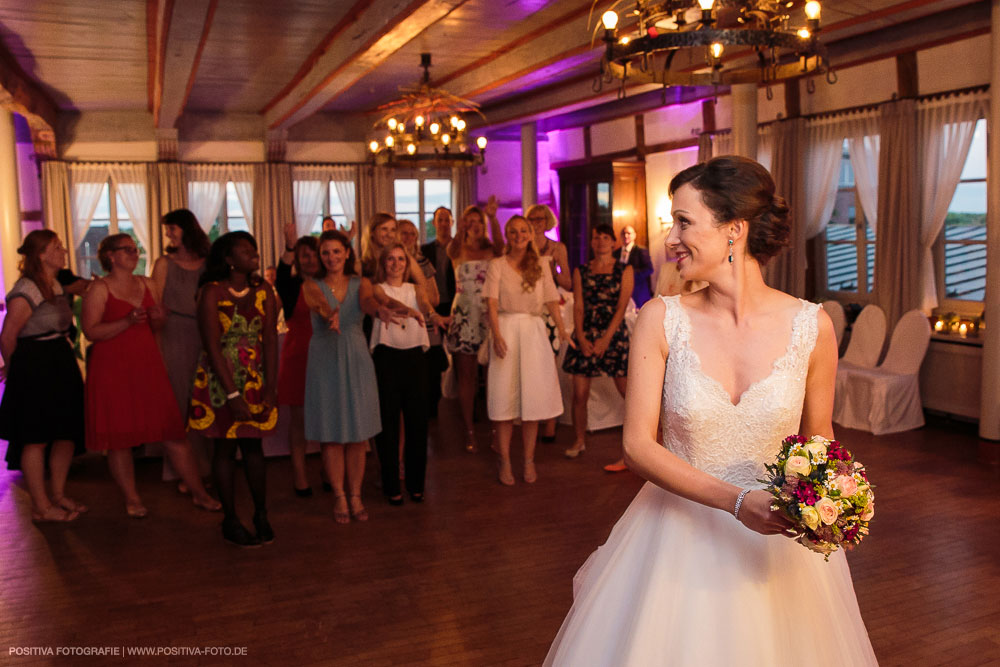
[150,208,221,511]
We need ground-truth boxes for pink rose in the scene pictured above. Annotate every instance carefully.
[832,475,859,497]
[815,497,839,525]
[861,500,875,521]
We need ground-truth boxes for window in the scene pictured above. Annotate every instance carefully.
[76,181,147,278]
[310,181,355,235]
[207,182,250,242]
[941,118,987,303]
[393,174,452,243]
[824,141,874,295]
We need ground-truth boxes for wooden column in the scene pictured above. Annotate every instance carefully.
[731,83,758,159]
[0,109,22,298]
[521,122,537,211]
[979,0,1000,447]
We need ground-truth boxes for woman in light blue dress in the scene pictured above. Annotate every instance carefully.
[301,230,409,524]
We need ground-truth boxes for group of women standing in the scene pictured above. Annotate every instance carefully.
[0,198,643,544]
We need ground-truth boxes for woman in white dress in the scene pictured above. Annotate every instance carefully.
[485,215,572,486]
[545,156,877,666]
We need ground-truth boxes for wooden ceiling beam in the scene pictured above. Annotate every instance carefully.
[157,0,219,131]
[0,40,59,157]
[264,0,468,131]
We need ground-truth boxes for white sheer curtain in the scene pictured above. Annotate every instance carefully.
[291,165,331,237]
[229,165,254,233]
[330,165,357,226]
[185,164,229,232]
[802,119,848,240]
[710,131,733,157]
[846,113,880,234]
[68,164,110,250]
[108,164,151,261]
[916,95,987,311]
[756,125,773,172]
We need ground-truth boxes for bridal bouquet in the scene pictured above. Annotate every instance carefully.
[759,435,875,560]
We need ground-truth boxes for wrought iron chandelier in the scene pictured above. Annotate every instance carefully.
[594,0,834,94]
[369,53,488,168]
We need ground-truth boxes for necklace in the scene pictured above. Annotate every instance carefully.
[228,285,250,298]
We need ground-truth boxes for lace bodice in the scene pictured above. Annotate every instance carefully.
[659,295,820,487]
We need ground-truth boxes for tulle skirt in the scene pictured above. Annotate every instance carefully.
[545,482,878,666]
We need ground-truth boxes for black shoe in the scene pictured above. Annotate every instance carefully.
[222,518,261,548]
[540,435,557,443]
[387,495,404,506]
[253,513,275,544]
[322,481,333,493]
[294,486,313,498]
[409,492,424,503]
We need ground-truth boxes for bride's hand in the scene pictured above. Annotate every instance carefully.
[737,490,796,536]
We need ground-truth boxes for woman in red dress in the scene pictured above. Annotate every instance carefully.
[82,233,196,518]
[275,222,321,496]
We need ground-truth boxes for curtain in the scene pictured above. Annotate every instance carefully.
[762,118,806,297]
[846,113,880,234]
[41,162,74,270]
[710,131,733,157]
[373,166,394,214]
[916,95,987,311]
[291,165,331,237]
[228,165,255,233]
[802,119,846,240]
[756,124,774,173]
[146,162,185,259]
[874,99,921,328]
[185,164,228,232]
[452,166,476,215]
[251,164,278,269]
[108,164,151,270]
[331,165,358,227]
[259,163,293,265]
[68,163,110,252]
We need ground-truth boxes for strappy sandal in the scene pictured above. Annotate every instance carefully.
[348,495,369,522]
[31,506,79,523]
[333,495,350,524]
[52,496,89,513]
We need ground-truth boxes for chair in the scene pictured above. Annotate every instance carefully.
[840,304,887,369]
[833,310,932,435]
[821,300,847,348]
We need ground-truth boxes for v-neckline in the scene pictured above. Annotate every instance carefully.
[322,276,349,306]
[105,278,147,310]
[675,299,807,408]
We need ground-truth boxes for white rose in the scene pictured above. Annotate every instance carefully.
[784,455,811,478]
[815,497,840,525]
[804,440,828,462]
[799,506,821,531]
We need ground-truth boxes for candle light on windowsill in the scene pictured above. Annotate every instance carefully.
[933,318,945,333]
[959,323,969,338]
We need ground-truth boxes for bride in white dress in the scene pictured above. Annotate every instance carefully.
[545,156,878,666]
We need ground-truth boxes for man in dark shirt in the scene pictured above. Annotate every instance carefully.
[420,207,456,418]
[618,225,654,307]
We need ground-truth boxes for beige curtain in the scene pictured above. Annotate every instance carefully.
[874,99,921,328]
[41,161,74,270]
[357,165,395,226]
[256,163,292,269]
[762,118,806,297]
[146,162,185,260]
[452,166,476,214]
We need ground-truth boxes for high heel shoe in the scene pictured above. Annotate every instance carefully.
[333,495,350,524]
[222,517,261,547]
[603,459,628,473]
[294,486,313,498]
[253,512,275,544]
[387,494,404,506]
[125,502,148,519]
[524,460,537,484]
[348,495,369,522]
[498,459,515,486]
[564,443,586,459]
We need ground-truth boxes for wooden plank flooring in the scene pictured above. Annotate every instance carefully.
[1,404,999,665]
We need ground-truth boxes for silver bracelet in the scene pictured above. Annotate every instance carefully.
[733,488,752,521]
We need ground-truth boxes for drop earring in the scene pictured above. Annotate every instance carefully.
[728,239,734,264]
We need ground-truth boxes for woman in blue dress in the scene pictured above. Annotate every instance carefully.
[301,230,411,524]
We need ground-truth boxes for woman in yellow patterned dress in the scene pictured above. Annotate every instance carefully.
[189,231,278,547]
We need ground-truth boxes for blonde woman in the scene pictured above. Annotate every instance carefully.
[445,197,503,452]
[485,215,572,485]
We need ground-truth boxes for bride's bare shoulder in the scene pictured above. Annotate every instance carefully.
[634,297,670,354]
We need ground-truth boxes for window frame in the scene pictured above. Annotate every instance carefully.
[76,179,148,278]
[392,168,453,244]
[207,181,250,242]
[820,142,876,303]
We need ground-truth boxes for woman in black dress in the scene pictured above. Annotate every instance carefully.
[0,230,86,522]
[561,223,633,459]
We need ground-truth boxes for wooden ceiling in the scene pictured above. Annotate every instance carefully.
[0,0,987,154]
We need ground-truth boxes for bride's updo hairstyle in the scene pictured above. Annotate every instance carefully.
[668,155,791,265]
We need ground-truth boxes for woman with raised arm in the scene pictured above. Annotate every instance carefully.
[485,215,571,486]
[301,231,405,524]
[445,197,503,452]
[189,232,279,547]
[0,231,85,522]
[151,208,213,492]
[83,234,219,517]
[276,222,322,496]
[544,157,876,665]
[561,223,633,459]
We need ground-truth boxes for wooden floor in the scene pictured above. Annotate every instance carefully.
[1,403,999,666]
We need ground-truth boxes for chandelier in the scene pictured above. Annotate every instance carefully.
[595,1,834,94]
[369,53,488,167]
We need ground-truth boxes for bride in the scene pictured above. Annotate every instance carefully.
[544,156,877,666]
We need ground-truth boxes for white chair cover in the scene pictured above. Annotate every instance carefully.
[840,304,887,369]
[833,310,931,435]
[821,300,847,348]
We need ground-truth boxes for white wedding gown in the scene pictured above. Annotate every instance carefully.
[545,296,878,666]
